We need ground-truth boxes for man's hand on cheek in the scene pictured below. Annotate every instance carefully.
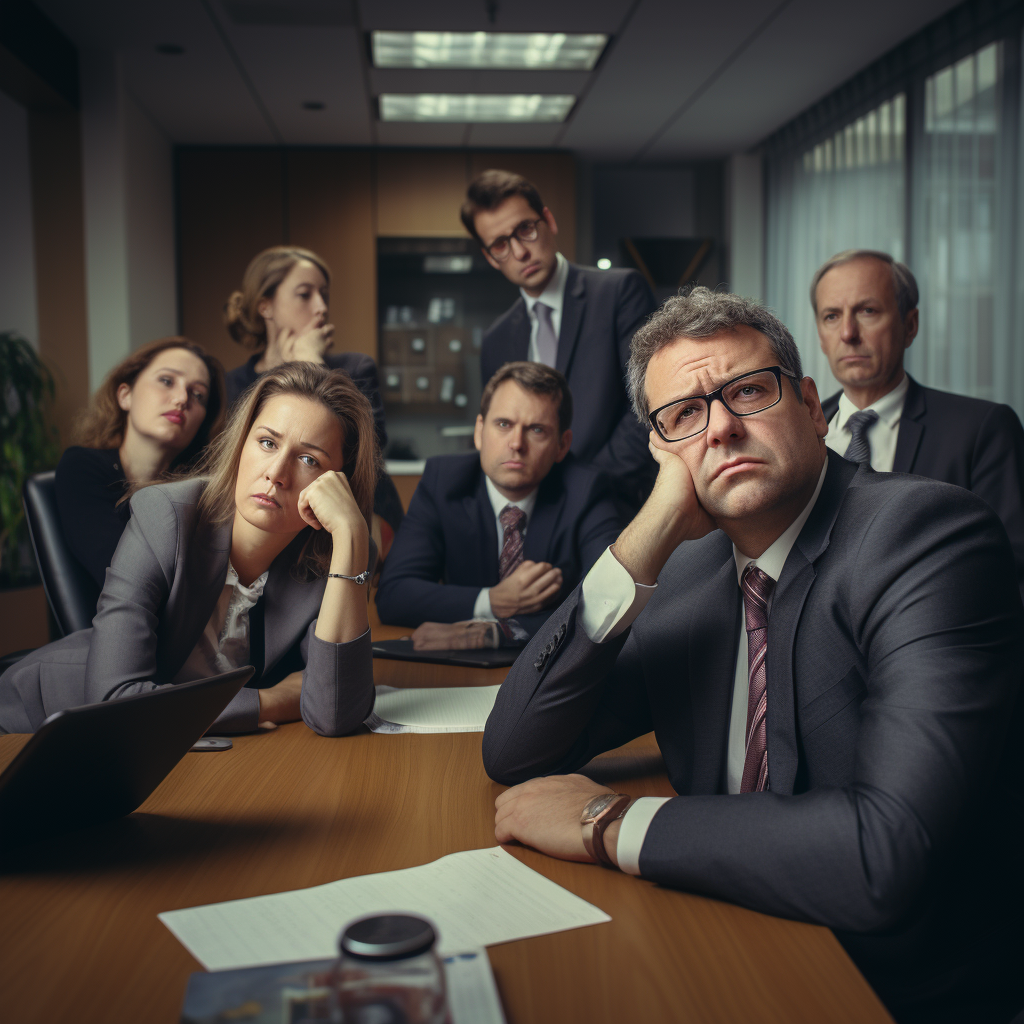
[494,775,615,863]
[646,436,716,541]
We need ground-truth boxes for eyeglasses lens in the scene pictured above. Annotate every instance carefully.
[656,370,781,441]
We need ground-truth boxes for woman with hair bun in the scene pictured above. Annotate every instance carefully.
[223,246,403,539]
[55,336,226,591]
[1,362,377,737]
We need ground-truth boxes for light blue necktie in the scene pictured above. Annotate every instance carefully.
[533,301,557,367]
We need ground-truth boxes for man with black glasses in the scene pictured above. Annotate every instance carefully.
[483,287,1024,1024]
[462,169,656,510]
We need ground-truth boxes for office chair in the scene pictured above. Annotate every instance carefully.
[23,471,100,638]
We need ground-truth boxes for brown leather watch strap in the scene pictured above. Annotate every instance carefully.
[581,793,632,868]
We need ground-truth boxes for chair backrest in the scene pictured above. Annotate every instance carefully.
[23,471,100,637]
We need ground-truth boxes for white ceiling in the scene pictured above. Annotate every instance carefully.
[35,0,961,158]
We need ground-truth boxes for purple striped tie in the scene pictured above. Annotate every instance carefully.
[740,564,776,793]
[498,506,526,579]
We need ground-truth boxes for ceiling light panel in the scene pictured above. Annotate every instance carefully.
[379,93,575,122]
[371,32,608,71]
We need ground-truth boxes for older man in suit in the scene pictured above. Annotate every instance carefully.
[813,249,1024,599]
[462,169,657,510]
[375,362,622,649]
[483,288,1023,1023]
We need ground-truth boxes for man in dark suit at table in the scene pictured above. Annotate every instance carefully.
[482,288,1024,1023]
[375,362,623,649]
[462,169,657,511]
[813,248,1024,599]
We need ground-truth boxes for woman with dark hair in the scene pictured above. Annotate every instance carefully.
[0,363,377,737]
[223,246,404,541]
[55,336,227,590]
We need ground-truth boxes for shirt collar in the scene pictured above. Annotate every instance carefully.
[521,251,569,316]
[484,474,538,525]
[835,372,909,431]
[734,460,828,586]
[226,561,268,599]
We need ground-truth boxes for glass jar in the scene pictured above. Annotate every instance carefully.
[331,914,449,1024]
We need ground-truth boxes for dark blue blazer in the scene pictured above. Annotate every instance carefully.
[481,262,656,509]
[375,452,623,639]
[822,374,1024,600]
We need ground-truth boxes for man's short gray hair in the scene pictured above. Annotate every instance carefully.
[627,286,803,423]
[810,249,919,318]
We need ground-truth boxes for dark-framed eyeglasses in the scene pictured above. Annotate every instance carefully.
[484,218,542,261]
[648,366,802,443]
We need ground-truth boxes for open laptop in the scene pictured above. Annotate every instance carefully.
[372,637,520,668]
[0,666,252,849]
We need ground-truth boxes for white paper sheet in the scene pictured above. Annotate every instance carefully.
[159,847,610,971]
[443,948,506,1024]
[364,684,501,733]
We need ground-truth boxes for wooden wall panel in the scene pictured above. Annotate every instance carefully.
[375,151,468,238]
[287,150,375,359]
[469,152,576,261]
[177,149,284,373]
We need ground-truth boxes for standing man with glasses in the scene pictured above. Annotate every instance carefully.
[813,248,1024,600]
[462,169,657,511]
[482,286,1024,1024]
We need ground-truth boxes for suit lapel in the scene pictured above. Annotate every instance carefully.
[685,550,742,794]
[893,375,925,473]
[467,471,501,586]
[555,264,586,377]
[523,466,564,564]
[766,451,856,794]
[507,300,530,363]
[262,531,322,672]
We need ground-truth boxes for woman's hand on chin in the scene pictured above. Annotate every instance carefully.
[297,471,368,542]
[277,321,334,365]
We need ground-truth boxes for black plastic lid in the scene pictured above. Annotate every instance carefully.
[340,914,437,960]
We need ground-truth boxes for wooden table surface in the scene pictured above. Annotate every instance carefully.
[0,633,892,1024]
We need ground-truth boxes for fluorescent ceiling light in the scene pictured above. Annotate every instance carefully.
[372,31,608,70]
[379,94,575,123]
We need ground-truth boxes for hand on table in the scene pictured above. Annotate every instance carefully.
[411,621,498,650]
[257,670,303,727]
[488,560,563,618]
[495,774,618,864]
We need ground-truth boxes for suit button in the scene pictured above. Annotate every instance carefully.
[534,653,548,671]
[558,623,566,640]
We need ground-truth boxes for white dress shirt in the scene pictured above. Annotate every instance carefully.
[471,476,539,620]
[521,252,570,366]
[578,461,829,875]
[172,562,269,684]
[824,374,908,472]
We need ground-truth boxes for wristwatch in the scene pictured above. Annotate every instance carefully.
[327,569,371,585]
[580,793,632,868]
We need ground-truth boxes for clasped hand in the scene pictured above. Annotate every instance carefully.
[489,560,563,618]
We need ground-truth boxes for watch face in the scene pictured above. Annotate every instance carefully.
[581,794,617,824]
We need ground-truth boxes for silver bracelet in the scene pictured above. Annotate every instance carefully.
[327,569,371,585]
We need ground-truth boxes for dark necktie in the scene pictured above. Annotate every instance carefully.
[533,302,557,367]
[498,505,527,579]
[740,564,776,793]
[843,409,879,466]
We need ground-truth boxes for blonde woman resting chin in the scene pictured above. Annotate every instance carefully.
[0,363,379,737]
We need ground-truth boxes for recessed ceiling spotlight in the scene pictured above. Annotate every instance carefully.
[379,94,575,123]
[597,258,612,270]
[371,31,607,70]
[156,44,185,55]
[303,101,326,110]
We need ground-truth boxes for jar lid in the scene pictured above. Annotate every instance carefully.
[340,914,437,960]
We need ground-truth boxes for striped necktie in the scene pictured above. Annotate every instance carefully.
[740,564,776,793]
[843,409,879,466]
[498,506,527,579]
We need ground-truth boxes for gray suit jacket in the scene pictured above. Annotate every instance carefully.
[0,479,375,737]
[483,451,1024,1019]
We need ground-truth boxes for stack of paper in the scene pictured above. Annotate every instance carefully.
[365,684,501,734]
[160,847,610,971]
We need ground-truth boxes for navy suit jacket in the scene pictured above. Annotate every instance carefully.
[483,451,1024,1021]
[375,452,623,639]
[822,374,1024,600]
[481,262,656,508]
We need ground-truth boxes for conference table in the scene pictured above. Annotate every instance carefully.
[0,622,892,1024]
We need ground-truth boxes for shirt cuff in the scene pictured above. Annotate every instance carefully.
[579,546,657,642]
[616,796,672,876]
[472,588,496,621]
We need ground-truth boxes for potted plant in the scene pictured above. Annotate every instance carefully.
[0,330,59,587]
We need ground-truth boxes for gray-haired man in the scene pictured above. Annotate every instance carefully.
[482,287,1023,1023]
[813,248,1024,599]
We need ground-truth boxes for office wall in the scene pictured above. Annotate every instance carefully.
[0,90,39,349]
[177,149,576,372]
[726,152,765,301]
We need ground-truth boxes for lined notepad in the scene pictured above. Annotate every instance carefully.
[365,684,501,733]
[160,847,610,972]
